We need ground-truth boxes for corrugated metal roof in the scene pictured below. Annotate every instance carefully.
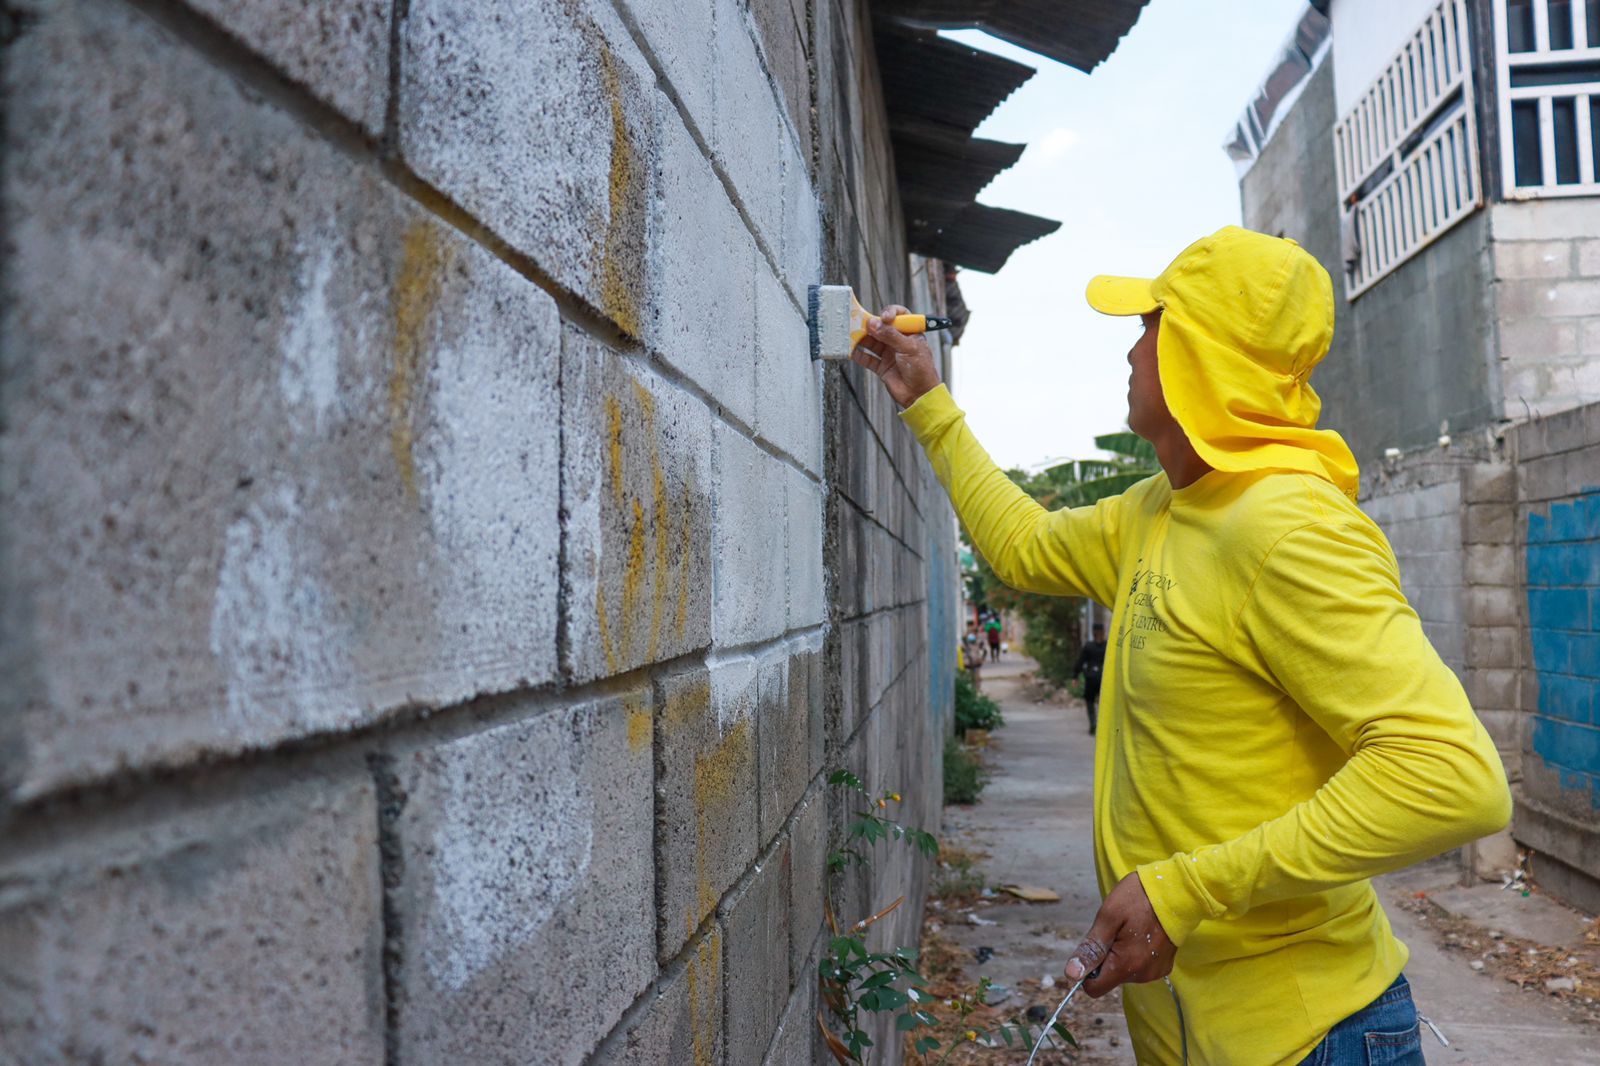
[906,202,1061,275]
[876,30,1035,136]
[875,0,1150,73]
[870,1,1152,274]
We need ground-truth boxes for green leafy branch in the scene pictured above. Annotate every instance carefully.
[816,770,1074,1064]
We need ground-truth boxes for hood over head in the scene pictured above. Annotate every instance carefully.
[1086,226,1359,500]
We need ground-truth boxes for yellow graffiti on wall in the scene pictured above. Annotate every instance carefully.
[594,377,699,675]
[597,49,645,337]
[684,927,721,1065]
[389,220,454,499]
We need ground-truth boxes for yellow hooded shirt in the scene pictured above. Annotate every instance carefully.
[901,229,1511,1065]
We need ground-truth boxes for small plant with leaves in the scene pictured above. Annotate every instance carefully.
[816,770,1073,1064]
[953,672,1003,737]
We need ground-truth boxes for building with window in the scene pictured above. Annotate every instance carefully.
[1233,0,1600,910]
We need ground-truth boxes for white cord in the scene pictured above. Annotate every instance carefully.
[1024,976,1084,1066]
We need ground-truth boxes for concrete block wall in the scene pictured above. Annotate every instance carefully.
[1489,202,1600,422]
[1509,402,1600,915]
[1,2,956,1065]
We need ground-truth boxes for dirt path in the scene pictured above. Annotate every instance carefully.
[923,656,1600,1064]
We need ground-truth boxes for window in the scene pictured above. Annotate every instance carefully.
[1333,0,1481,299]
[1494,0,1600,197]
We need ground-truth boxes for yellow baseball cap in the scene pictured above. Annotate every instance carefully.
[1084,226,1359,499]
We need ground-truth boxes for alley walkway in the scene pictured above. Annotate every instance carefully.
[933,656,1600,1064]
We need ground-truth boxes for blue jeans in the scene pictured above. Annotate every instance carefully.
[1296,974,1426,1065]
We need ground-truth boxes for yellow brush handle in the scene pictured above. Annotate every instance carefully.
[891,313,928,334]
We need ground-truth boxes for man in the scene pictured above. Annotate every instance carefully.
[850,227,1511,1065]
[985,613,1003,660]
[1073,622,1107,735]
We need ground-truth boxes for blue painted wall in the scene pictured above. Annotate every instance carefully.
[1526,488,1600,809]
[926,516,955,727]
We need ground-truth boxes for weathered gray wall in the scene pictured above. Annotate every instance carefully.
[1487,201,1600,421]
[0,0,957,1063]
[1241,57,1501,468]
[1508,403,1600,915]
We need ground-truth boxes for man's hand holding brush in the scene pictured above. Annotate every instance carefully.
[849,304,942,408]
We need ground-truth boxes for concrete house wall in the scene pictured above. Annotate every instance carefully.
[0,1,957,1063]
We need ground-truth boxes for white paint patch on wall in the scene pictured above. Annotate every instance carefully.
[419,719,595,993]
[708,653,759,732]
[279,244,342,427]
[1330,0,1442,117]
[421,323,559,661]
[208,484,350,725]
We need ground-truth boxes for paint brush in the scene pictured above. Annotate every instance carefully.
[807,284,953,361]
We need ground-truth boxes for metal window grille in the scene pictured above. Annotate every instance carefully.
[1494,0,1600,198]
[1333,0,1482,299]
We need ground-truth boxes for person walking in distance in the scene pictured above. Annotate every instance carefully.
[1074,622,1107,735]
[985,613,1003,661]
[847,227,1511,1065]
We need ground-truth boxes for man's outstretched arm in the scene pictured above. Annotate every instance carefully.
[854,309,1127,606]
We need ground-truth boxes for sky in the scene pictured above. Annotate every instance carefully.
[940,0,1312,470]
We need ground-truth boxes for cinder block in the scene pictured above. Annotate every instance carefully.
[562,332,713,683]
[1579,317,1600,356]
[2,0,560,799]
[1547,280,1600,317]
[0,775,382,1064]
[1466,544,1518,586]
[649,106,760,426]
[393,693,655,1065]
[755,260,822,472]
[787,788,828,987]
[187,0,390,135]
[612,0,717,136]
[1464,502,1514,545]
[1463,463,1515,504]
[591,927,724,1066]
[1468,625,1521,670]
[720,841,792,1066]
[762,968,818,1066]
[713,424,789,646]
[1466,586,1522,628]
[1493,239,1573,280]
[1497,316,1579,363]
[779,128,823,307]
[1409,585,1464,628]
[657,665,758,959]
[746,0,812,151]
[1518,451,1575,503]
[711,0,787,256]
[788,470,827,629]
[758,642,823,843]
[1579,239,1600,276]
[1492,199,1600,241]
[399,0,656,337]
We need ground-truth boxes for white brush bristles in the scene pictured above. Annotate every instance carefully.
[812,284,857,361]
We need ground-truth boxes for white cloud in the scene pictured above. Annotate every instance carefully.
[1033,127,1081,160]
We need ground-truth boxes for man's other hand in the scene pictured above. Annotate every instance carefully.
[849,304,942,409]
[1063,872,1176,997]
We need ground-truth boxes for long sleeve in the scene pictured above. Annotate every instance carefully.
[1135,519,1513,945]
[901,385,1126,605]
